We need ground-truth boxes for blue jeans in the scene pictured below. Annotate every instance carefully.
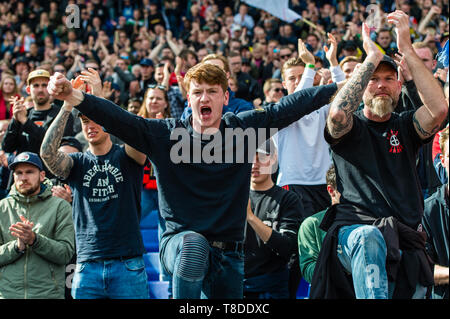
[71,256,149,299]
[337,224,427,299]
[160,231,244,299]
[337,224,389,299]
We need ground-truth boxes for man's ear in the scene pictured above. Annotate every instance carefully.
[26,86,31,95]
[223,89,230,106]
[40,170,45,183]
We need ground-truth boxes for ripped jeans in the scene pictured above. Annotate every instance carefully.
[160,231,244,299]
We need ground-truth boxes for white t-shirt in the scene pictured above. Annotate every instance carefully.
[273,66,345,186]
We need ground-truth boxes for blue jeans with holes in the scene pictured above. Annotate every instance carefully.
[160,230,244,299]
[71,256,149,299]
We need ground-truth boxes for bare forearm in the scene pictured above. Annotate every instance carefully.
[434,264,449,285]
[327,54,380,138]
[40,104,74,180]
[404,48,447,117]
[247,214,272,242]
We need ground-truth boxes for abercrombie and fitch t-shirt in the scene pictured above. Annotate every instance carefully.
[66,144,145,262]
[325,110,432,229]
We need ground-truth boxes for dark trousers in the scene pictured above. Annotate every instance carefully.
[282,183,330,298]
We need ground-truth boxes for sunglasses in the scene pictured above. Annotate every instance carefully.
[149,84,166,91]
[272,88,283,93]
[280,54,291,59]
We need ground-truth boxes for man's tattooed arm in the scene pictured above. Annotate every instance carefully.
[327,60,377,139]
[40,104,74,180]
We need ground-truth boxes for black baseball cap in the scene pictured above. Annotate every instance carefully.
[378,55,398,74]
[9,152,43,171]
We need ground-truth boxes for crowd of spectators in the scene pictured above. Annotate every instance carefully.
[0,0,448,300]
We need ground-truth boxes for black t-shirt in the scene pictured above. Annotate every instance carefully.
[245,185,303,278]
[325,110,432,228]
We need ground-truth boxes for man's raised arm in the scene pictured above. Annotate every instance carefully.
[327,23,384,139]
[388,10,448,139]
[40,102,74,180]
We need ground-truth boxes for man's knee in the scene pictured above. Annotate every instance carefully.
[350,225,387,256]
[177,232,210,281]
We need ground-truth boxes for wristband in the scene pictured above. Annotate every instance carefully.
[14,241,25,254]
[306,63,315,69]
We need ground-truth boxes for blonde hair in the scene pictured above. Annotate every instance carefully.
[281,57,305,80]
[184,62,228,93]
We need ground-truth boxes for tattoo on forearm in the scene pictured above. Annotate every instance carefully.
[413,113,439,138]
[40,107,74,179]
[328,61,376,137]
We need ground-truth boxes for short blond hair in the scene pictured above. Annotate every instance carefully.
[281,57,305,80]
[184,62,228,93]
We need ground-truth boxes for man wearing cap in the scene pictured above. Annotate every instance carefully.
[138,58,156,96]
[0,152,75,299]
[2,69,74,179]
[310,12,447,299]
[244,139,304,299]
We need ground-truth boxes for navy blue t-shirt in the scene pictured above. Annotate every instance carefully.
[66,144,145,262]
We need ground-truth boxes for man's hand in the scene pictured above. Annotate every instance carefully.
[324,33,339,67]
[48,72,74,100]
[362,22,383,60]
[52,184,72,203]
[10,96,27,124]
[79,68,103,97]
[9,216,36,246]
[394,53,413,82]
[298,38,315,65]
[48,72,85,106]
[387,10,413,55]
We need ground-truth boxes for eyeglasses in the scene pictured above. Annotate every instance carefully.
[148,84,166,91]
[54,69,65,73]
[272,88,283,93]
[280,54,291,59]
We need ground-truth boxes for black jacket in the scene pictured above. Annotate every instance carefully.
[2,103,74,178]
[310,204,434,299]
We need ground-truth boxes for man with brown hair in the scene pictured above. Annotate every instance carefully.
[180,53,253,120]
[47,61,343,299]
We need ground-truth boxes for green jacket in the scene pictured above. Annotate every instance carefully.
[0,180,75,299]
[298,209,327,284]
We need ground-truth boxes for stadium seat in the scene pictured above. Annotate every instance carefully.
[143,252,161,281]
[140,210,159,229]
[148,281,170,299]
[296,278,311,299]
[141,228,159,252]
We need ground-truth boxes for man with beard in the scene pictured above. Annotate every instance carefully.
[1,70,74,179]
[310,11,447,299]
[0,152,75,299]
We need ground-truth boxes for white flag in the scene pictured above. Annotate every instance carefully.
[243,0,302,23]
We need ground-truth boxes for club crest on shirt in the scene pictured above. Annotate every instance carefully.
[387,129,403,153]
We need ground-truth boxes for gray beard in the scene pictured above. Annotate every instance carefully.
[366,96,395,118]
